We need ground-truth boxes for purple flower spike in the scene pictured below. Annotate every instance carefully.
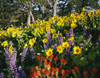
[66,32,70,37]
[47,30,52,45]
[44,43,48,50]
[18,66,26,78]
[53,43,57,52]
[57,31,60,36]
[69,28,73,37]
[10,41,13,45]
[83,27,87,36]
[79,43,84,48]
[10,48,18,78]
[21,47,28,63]
[59,37,63,45]
[30,46,35,59]
[65,46,71,57]
[0,73,4,78]
[87,34,92,42]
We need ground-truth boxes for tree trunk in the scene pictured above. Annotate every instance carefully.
[30,10,35,24]
[27,10,31,27]
[53,0,58,16]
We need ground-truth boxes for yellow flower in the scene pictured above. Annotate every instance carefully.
[62,42,69,48]
[40,29,43,34]
[64,30,67,33]
[1,41,8,47]
[57,22,61,26]
[73,46,82,54]
[12,32,16,37]
[50,29,55,33]
[42,38,48,43]
[71,23,77,28]
[29,38,36,46]
[52,33,58,38]
[85,48,88,51]
[68,37,74,41]
[24,43,27,48]
[56,45,64,54]
[32,32,37,36]
[60,33,63,37]
[11,24,13,27]
[9,45,13,53]
[46,48,53,56]
[82,7,85,11]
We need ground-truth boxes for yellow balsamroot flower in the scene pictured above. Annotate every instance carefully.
[12,32,16,38]
[52,33,58,38]
[56,45,64,54]
[68,37,74,41]
[46,48,53,57]
[64,30,67,33]
[62,42,69,48]
[57,22,61,26]
[29,38,36,46]
[82,7,85,11]
[9,45,13,53]
[50,29,55,33]
[60,33,63,37]
[32,32,37,36]
[1,41,8,47]
[71,23,77,28]
[73,46,82,54]
[39,29,43,34]
[42,38,48,44]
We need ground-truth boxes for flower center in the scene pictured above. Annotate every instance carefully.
[76,49,79,52]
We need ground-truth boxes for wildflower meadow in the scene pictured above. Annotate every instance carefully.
[0,5,100,78]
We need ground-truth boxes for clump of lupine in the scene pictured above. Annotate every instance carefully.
[29,55,98,78]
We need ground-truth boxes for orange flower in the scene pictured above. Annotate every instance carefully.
[61,69,65,75]
[51,71,55,76]
[46,64,51,71]
[36,70,41,76]
[55,67,59,73]
[65,69,70,75]
[91,67,98,74]
[83,71,88,76]
[44,70,49,76]
[42,68,46,74]
[35,66,39,70]
[54,57,58,61]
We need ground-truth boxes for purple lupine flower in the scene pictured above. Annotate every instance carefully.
[57,31,60,36]
[68,41,72,46]
[10,52,17,66]
[47,30,52,45]
[21,47,28,63]
[59,37,63,45]
[4,47,11,62]
[18,66,26,78]
[30,46,35,59]
[43,43,48,50]
[79,43,84,48]
[10,41,13,45]
[66,32,70,37]
[69,28,73,37]
[0,73,4,78]
[53,43,57,52]
[87,34,92,42]
[10,48,18,78]
[83,27,87,36]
